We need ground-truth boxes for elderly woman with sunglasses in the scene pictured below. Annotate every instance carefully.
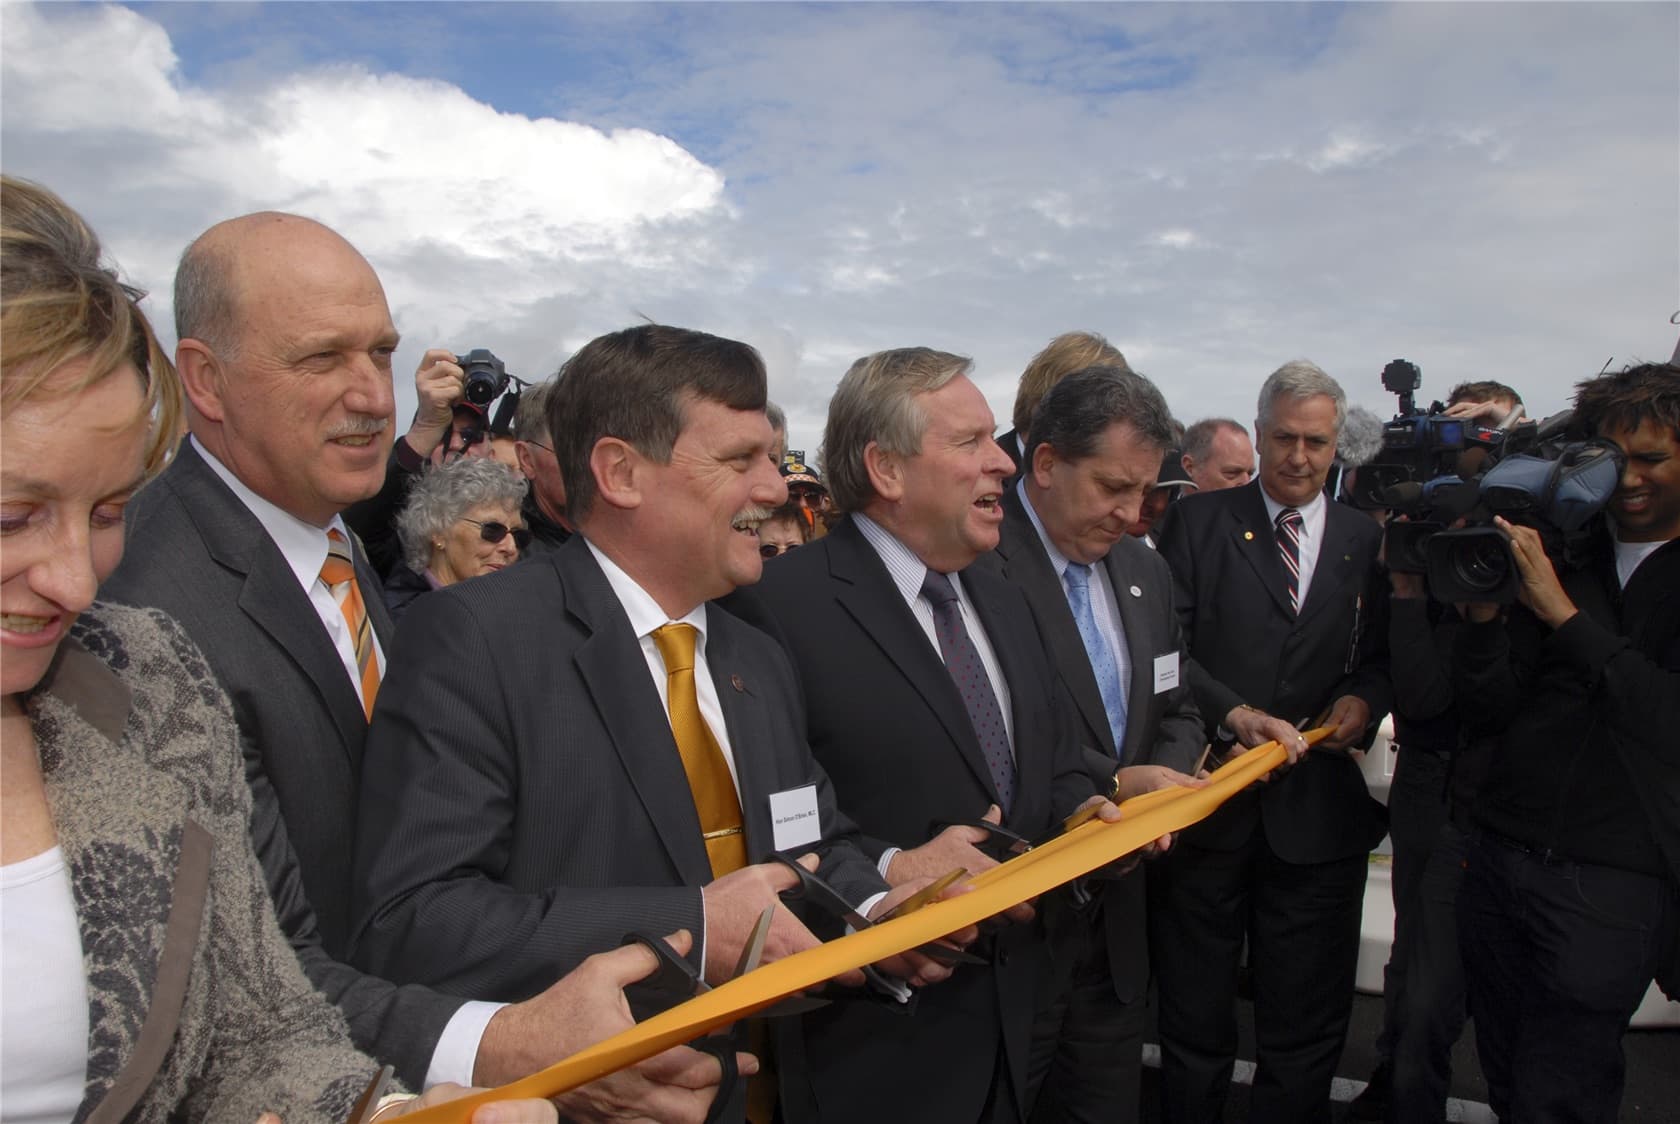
[387,458,530,621]
[0,177,553,1124]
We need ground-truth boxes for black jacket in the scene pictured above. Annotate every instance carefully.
[1457,532,1680,879]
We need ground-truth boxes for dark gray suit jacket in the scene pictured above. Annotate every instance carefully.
[1154,481,1390,862]
[979,487,1204,1004]
[102,441,460,1087]
[347,535,885,1003]
[727,516,1097,1124]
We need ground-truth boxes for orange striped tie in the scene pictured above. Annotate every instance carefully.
[322,529,379,720]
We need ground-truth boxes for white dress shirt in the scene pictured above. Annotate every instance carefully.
[1259,485,1328,608]
[193,437,495,1090]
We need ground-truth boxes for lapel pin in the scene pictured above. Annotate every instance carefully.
[1344,554,1352,562]
[1244,531,1255,541]
[730,674,746,692]
[1129,585,1143,598]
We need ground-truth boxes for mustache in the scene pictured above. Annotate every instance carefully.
[324,415,391,439]
[733,504,774,526]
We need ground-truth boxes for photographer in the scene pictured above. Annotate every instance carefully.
[1452,363,1680,1122]
[1352,380,1524,1123]
[346,349,522,578]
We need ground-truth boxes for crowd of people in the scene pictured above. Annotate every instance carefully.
[2,172,1676,1124]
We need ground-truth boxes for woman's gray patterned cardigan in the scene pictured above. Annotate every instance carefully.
[29,601,378,1124]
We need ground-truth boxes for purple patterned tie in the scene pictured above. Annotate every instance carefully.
[921,569,1016,813]
[1276,507,1304,613]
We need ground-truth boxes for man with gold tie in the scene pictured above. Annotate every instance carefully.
[103,217,784,1120]
[348,324,942,1122]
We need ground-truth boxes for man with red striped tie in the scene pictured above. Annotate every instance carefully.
[1148,360,1392,1124]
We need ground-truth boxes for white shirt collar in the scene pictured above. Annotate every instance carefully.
[192,435,350,591]
[1015,480,1074,579]
[1258,481,1327,528]
[582,537,709,642]
[853,512,943,602]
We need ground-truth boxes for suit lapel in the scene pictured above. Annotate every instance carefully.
[1102,544,1157,765]
[1231,483,1296,617]
[828,520,1002,803]
[559,544,713,886]
[1297,502,1360,626]
[705,620,778,856]
[997,494,1116,758]
[167,446,369,764]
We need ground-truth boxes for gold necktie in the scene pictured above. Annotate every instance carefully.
[651,623,746,878]
[322,530,378,721]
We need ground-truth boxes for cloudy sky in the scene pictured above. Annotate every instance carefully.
[4,1,1675,453]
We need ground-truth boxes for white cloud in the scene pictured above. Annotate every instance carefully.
[3,0,1675,445]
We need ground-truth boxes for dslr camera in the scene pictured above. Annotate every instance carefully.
[457,348,511,407]
[1358,360,1623,603]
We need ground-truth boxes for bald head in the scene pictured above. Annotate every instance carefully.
[175,212,384,358]
[173,212,399,525]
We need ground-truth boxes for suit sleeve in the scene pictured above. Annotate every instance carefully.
[1155,503,1243,732]
[348,590,703,1001]
[245,735,460,1090]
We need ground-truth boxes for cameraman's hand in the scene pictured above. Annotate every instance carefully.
[1494,516,1577,628]
[406,348,466,458]
[1442,399,1522,426]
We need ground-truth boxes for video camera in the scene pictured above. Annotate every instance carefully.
[1358,360,1623,603]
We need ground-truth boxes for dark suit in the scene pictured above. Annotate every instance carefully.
[347,536,884,1114]
[728,516,1098,1124]
[978,486,1203,1121]
[1149,481,1389,1124]
[101,440,459,1087]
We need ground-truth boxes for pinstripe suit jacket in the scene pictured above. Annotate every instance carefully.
[347,534,884,1002]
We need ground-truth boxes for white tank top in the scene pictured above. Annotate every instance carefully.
[1,846,89,1124]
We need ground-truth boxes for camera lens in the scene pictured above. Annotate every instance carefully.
[464,368,499,406]
[1450,536,1511,594]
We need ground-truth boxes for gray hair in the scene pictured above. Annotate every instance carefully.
[395,456,528,572]
[1024,365,1176,465]
[821,347,971,513]
[1257,359,1347,435]
[173,232,241,359]
[514,379,555,444]
[1338,405,1386,467]
[1181,417,1247,463]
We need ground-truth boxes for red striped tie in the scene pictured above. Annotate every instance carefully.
[322,529,379,720]
[1275,507,1303,613]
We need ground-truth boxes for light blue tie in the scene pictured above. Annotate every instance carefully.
[1063,562,1128,756]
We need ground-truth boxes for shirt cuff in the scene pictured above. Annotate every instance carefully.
[876,847,901,880]
[424,1000,504,1090]
[856,891,889,920]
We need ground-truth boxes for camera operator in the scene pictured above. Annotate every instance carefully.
[1452,363,1680,1123]
[1351,379,1524,1123]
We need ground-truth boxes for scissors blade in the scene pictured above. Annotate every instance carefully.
[732,904,777,979]
[344,1064,394,1124]
[875,867,969,923]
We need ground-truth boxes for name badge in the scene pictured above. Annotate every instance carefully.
[1153,652,1181,694]
[769,784,822,851]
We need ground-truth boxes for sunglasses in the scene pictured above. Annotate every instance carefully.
[462,518,532,550]
[759,542,799,559]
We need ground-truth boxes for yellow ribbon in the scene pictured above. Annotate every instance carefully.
[402,732,1318,1122]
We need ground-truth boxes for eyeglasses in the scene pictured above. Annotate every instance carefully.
[462,518,532,550]
[759,542,799,559]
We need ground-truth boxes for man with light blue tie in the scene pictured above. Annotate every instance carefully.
[981,364,1207,1123]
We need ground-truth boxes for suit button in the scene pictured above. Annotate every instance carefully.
[998,950,1011,967]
